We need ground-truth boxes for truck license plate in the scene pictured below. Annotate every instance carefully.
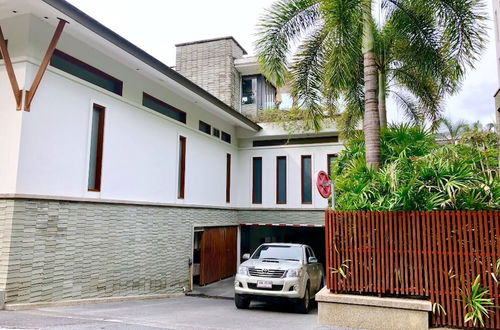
[257,280,273,289]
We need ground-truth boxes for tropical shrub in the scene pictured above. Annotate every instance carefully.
[332,124,499,211]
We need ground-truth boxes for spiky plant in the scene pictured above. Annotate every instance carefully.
[460,275,495,327]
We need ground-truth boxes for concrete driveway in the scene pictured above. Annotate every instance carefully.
[0,296,342,330]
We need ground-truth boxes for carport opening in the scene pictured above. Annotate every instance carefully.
[240,225,325,267]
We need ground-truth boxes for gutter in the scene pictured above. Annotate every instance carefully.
[40,0,262,132]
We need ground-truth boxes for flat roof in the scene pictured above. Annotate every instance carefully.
[40,0,260,131]
[175,36,248,55]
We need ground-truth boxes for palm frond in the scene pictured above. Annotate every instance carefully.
[256,0,321,86]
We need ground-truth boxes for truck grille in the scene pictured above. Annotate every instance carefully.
[248,268,286,278]
[248,283,284,291]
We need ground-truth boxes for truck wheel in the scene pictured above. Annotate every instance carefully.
[235,294,250,309]
[295,283,311,314]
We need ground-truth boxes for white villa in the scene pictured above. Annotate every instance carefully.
[0,0,344,308]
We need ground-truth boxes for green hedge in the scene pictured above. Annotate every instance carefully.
[332,124,499,211]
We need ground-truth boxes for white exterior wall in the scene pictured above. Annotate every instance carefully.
[236,143,343,209]
[1,14,343,209]
[0,15,31,194]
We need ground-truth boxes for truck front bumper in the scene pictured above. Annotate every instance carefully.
[234,274,305,299]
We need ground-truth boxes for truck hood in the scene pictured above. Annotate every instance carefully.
[241,259,302,270]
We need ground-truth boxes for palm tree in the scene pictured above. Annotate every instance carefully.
[256,0,487,169]
[439,118,468,144]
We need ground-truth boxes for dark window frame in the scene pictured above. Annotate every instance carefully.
[226,153,231,203]
[253,136,338,147]
[221,131,231,144]
[88,103,105,192]
[199,120,211,135]
[212,128,220,138]
[178,136,186,199]
[51,49,123,95]
[327,154,338,178]
[252,157,263,204]
[142,92,187,124]
[301,155,312,204]
[276,156,287,204]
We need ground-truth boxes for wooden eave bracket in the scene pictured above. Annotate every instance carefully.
[0,27,22,110]
[0,18,68,112]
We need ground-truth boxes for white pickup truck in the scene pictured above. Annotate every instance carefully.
[234,243,324,313]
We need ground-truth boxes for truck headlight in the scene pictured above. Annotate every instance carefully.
[238,266,249,275]
[286,268,301,278]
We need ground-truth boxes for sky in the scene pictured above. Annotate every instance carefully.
[67,0,498,126]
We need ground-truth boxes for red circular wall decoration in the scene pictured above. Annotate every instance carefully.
[316,171,332,198]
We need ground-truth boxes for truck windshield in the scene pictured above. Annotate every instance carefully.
[251,245,302,261]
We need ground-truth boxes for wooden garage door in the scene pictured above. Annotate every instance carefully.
[200,226,237,285]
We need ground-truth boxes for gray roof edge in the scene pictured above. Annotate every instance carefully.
[40,0,261,131]
[175,36,248,55]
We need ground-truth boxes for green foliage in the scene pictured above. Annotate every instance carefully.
[460,275,495,327]
[256,0,488,133]
[332,124,499,211]
[256,107,336,133]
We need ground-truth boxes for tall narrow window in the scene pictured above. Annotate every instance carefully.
[276,156,287,204]
[178,136,186,199]
[301,156,312,204]
[88,104,105,191]
[327,154,337,177]
[226,154,231,203]
[252,157,262,204]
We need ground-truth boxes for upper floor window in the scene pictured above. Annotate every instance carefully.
[242,76,257,105]
[327,154,337,177]
[213,128,220,138]
[276,156,287,204]
[88,104,105,191]
[51,49,123,95]
[221,131,231,144]
[226,154,231,203]
[178,136,186,199]
[301,155,312,204]
[199,121,211,135]
[143,93,186,124]
[252,157,263,204]
[241,75,276,109]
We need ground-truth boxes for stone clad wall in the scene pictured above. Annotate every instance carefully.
[1,199,238,305]
[175,38,244,109]
[0,200,14,293]
[0,199,326,306]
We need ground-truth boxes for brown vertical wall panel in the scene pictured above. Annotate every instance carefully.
[325,211,500,329]
[200,226,237,286]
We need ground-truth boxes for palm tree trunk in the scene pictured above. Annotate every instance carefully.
[362,0,381,169]
[378,69,387,128]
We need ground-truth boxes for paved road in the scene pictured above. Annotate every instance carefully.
[0,296,341,330]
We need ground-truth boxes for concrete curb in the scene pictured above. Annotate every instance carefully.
[186,292,234,301]
[4,293,184,311]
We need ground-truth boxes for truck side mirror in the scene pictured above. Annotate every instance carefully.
[308,257,318,264]
[242,253,250,260]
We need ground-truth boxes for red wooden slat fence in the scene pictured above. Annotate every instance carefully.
[325,211,500,329]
